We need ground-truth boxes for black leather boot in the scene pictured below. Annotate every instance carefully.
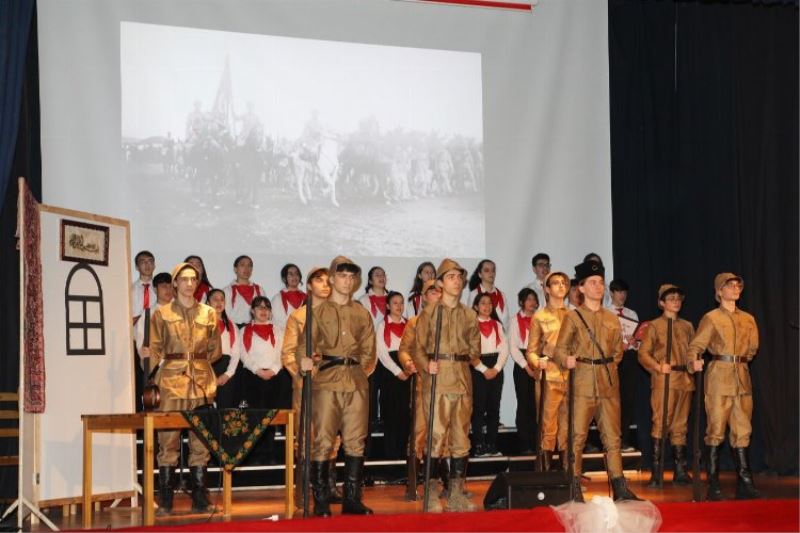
[707,444,726,501]
[647,438,663,488]
[423,456,442,512]
[610,476,642,501]
[189,466,214,513]
[672,445,692,485]
[156,466,175,517]
[341,455,373,515]
[438,457,450,498]
[328,458,343,504]
[539,450,553,472]
[553,449,566,472]
[733,447,760,500]
[445,457,476,512]
[570,477,585,503]
[311,460,332,517]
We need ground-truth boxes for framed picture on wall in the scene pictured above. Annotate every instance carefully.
[60,219,110,266]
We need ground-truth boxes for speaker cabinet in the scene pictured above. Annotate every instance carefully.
[483,471,572,510]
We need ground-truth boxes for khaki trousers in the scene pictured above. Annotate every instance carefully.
[650,388,692,445]
[539,381,568,452]
[157,397,210,467]
[422,391,471,459]
[705,393,753,447]
[311,389,368,461]
[571,394,623,477]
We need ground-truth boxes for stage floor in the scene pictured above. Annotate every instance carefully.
[24,472,800,531]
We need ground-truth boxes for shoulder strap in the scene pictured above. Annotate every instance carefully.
[574,310,606,359]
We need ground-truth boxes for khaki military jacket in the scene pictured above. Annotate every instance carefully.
[296,299,376,392]
[527,305,570,383]
[688,307,758,396]
[553,304,623,398]
[149,300,221,402]
[638,316,695,391]
[411,301,480,395]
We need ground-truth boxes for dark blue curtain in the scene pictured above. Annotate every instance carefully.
[0,0,34,211]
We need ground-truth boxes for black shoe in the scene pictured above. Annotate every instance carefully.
[733,447,760,500]
[672,445,692,486]
[156,466,175,517]
[189,466,214,513]
[311,460,332,517]
[438,458,450,498]
[647,438,663,488]
[610,476,642,501]
[341,455,373,515]
[583,442,601,454]
[570,477,585,503]
[706,444,727,501]
[538,450,553,472]
[328,459,343,504]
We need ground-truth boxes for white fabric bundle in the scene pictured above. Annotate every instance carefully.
[552,496,662,533]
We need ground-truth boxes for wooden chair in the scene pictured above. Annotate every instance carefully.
[0,391,20,505]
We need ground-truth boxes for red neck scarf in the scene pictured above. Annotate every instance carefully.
[368,294,387,318]
[231,283,260,307]
[516,312,532,342]
[479,319,501,348]
[194,282,211,302]
[217,318,236,344]
[243,323,274,351]
[411,293,422,315]
[384,317,407,348]
[478,286,505,312]
[142,283,151,310]
[281,289,307,313]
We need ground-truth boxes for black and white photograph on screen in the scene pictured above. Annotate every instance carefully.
[121,22,485,257]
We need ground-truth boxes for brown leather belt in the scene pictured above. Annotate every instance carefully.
[319,355,360,371]
[576,356,614,365]
[712,354,747,363]
[670,364,688,372]
[164,352,207,360]
[429,354,471,363]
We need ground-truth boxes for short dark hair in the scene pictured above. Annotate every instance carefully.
[583,253,603,265]
[531,253,550,267]
[517,287,538,308]
[233,255,252,268]
[471,292,501,322]
[609,279,629,292]
[152,272,172,288]
[135,250,154,265]
[250,296,271,310]
[280,263,303,287]
[386,290,404,307]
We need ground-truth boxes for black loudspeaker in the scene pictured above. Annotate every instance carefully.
[483,471,571,510]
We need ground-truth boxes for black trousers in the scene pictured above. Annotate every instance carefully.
[211,355,245,409]
[379,352,411,459]
[368,365,385,426]
[513,363,537,453]
[471,354,504,449]
[242,368,292,463]
[618,349,638,445]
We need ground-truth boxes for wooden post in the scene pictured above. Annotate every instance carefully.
[82,419,92,529]
[284,409,295,518]
[143,415,155,526]
[223,468,232,517]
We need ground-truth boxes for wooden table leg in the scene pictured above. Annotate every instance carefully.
[82,421,92,529]
[223,468,232,517]
[143,415,155,526]
[285,410,294,518]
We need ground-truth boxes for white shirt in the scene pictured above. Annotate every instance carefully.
[467,285,510,330]
[134,300,170,355]
[475,317,509,373]
[508,310,533,369]
[223,280,264,325]
[218,318,242,377]
[606,304,640,350]
[359,290,387,327]
[131,277,157,319]
[405,292,424,319]
[239,322,285,375]
[376,316,406,376]
[270,289,305,329]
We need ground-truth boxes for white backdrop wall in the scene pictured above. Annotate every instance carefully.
[37,0,613,425]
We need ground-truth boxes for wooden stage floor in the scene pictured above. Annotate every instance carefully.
[25,472,800,531]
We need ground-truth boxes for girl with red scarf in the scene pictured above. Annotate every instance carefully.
[206,289,243,409]
[239,296,287,464]
[223,255,264,327]
[508,288,540,454]
[358,266,389,430]
[185,254,213,303]
[270,263,307,329]
[467,259,510,330]
[471,292,509,457]
[375,291,411,458]
[406,261,435,318]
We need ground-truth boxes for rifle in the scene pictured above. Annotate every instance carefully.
[301,293,313,518]
[691,353,704,501]
[535,361,547,471]
[405,372,418,501]
[657,318,673,487]
[142,308,151,392]
[567,365,576,500]
[422,305,444,512]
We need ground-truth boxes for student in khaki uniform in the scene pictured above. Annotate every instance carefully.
[527,271,570,472]
[688,273,759,501]
[638,284,701,487]
[148,262,222,515]
[296,256,377,516]
[412,259,480,513]
[281,266,345,513]
[553,260,640,502]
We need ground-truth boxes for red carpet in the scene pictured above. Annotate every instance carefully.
[107,498,799,532]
